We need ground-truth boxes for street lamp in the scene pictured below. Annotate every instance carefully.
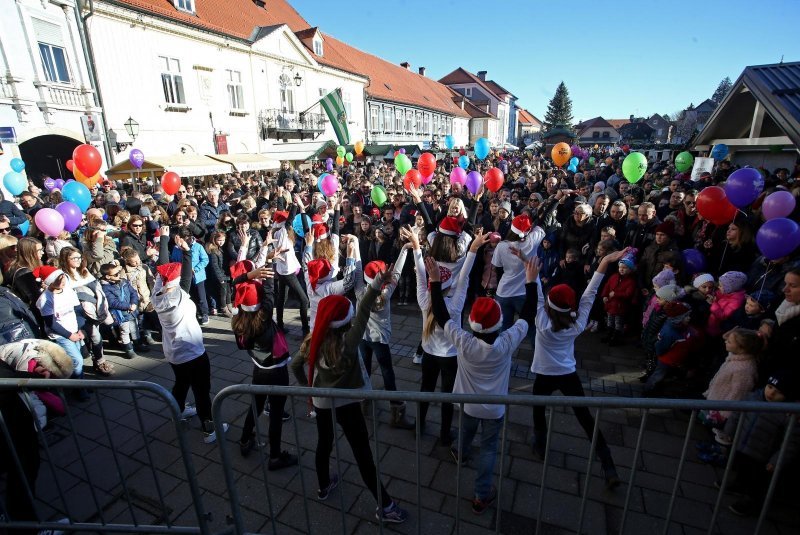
[293,72,303,87]
[124,117,139,142]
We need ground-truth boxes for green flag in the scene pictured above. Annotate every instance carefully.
[320,89,350,145]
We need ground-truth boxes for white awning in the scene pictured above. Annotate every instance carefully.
[106,154,233,179]
[260,140,330,162]
[208,153,281,172]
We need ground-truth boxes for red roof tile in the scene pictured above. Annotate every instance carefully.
[607,119,631,129]
[484,80,514,98]
[438,68,503,100]
[517,108,540,125]
[577,116,616,133]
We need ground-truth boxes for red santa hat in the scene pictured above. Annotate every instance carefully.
[510,215,532,237]
[230,260,255,281]
[156,262,183,289]
[307,258,332,291]
[313,223,329,242]
[547,284,577,317]
[233,281,262,313]
[307,295,354,387]
[311,214,324,225]
[272,210,289,224]
[437,216,462,237]
[364,260,387,284]
[33,265,64,287]
[468,297,503,333]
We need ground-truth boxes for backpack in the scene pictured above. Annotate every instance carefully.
[0,286,41,343]
[76,279,114,326]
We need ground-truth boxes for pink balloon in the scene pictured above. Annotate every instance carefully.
[421,173,434,185]
[761,190,796,220]
[34,208,65,237]
[320,174,338,196]
[450,167,467,185]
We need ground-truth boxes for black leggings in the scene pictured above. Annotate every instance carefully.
[419,352,458,440]
[170,353,212,422]
[275,273,309,330]
[315,402,391,508]
[239,365,289,458]
[532,372,608,451]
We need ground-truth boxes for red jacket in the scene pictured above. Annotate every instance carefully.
[601,272,638,316]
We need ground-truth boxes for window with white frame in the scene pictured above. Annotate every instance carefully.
[175,0,195,14]
[342,90,352,121]
[383,107,393,132]
[433,115,440,135]
[313,38,324,56]
[226,69,244,110]
[38,43,70,83]
[406,110,414,133]
[472,122,482,136]
[159,56,185,104]
[464,87,472,98]
[370,106,380,131]
[395,109,403,132]
[423,113,430,134]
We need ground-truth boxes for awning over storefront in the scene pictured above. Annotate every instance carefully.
[208,153,281,172]
[106,154,233,180]
[261,140,331,162]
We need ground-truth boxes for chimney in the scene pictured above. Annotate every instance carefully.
[629,114,634,122]
[418,66,426,76]
[477,70,487,81]
[400,61,411,70]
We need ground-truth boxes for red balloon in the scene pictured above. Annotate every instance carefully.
[66,160,74,172]
[418,153,436,177]
[161,171,181,195]
[485,168,504,192]
[696,186,737,226]
[453,156,460,165]
[72,144,102,178]
[459,149,466,156]
[403,169,422,191]
[622,145,630,153]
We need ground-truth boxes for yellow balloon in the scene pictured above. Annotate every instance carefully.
[336,155,344,166]
[551,142,572,167]
[354,140,365,156]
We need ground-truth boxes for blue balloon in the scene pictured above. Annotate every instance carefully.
[3,171,26,196]
[682,248,706,276]
[61,181,91,212]
[567,164,577,173]
[444,135,455,150]
[458,155,470,170]
[711,144,729,160]
[474,138,490,160]
[292,213,311,238]
[569,157,579,167]
[18,219,30,236]
[10,158,25,173]
[317,173,329,193]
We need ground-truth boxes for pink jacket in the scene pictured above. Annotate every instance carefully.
[706,290,745,336]
[704,352,757,418]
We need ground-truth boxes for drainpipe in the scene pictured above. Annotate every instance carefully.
[73,0,115,166]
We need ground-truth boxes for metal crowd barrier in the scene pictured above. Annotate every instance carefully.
[0,379,211,534]
[212,386,800,535]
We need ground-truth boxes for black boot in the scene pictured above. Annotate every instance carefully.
[597,446,621,489]
[531,427,547,460]
[74,372,91,401]
[142,330,157,346]
[608,329,623,347]
[134,338,151,353]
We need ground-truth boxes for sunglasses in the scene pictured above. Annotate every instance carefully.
[130,223,143,228]
[0,226,10,233]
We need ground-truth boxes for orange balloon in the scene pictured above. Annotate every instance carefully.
[73,167,88,181]
[336,155,344,166]
[551,142,572,167]
[605,157,613,166]
[354,140,365,156]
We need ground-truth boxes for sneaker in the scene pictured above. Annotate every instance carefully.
[202,421,228,444]
[239,437,256,457]
[317,474,339,500]
[180,404,198,420]
[268,451,298,471]
[449,447,468,466]
[471,486,497,515]
[263,406,292,421]
[199,316,210,326]
[375,501,408,524]
[586,320,598,333]
[412,354,423,365]
[728,498,759,517]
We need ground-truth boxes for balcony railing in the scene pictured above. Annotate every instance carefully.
[35,81,87,107]
[0,78,12,99]
[258,109,327,140]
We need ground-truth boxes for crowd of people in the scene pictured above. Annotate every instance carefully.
[0,147,799,526]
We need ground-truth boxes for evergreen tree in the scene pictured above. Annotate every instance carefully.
[711,77,733,106]
[543,82,574,130]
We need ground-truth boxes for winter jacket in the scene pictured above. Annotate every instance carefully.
[601,272,637,316]
[119,231,148,263]
[0,200,27,227]
[101,279,139,324]
[638,240,681,290]
[622,219,659,254]
[655,322,702,367]
[559,216,596,261]
[170,242,209,284]
[121,263,153,312]
[225,228,263,266]
[206,250,228,283]
[199,201,230,233]
[704,353,758,418]
[707,290,746,337]
[84,236,118,278]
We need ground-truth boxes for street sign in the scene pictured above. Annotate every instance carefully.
[0,126,17,144]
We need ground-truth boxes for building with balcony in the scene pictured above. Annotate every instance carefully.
[0,0,104,192]
[575,116,621,145]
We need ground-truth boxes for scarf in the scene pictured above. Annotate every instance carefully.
[774,299,800,326]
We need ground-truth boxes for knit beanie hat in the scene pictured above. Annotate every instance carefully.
[547,284,577,318]
[652,269,676,289]
[747,289,775,312]
[718,271,747,295]
[692,273,715,289]
[364,260,386,284]
[468,298,503,333]
[307,295,354,387]
[618,249,637,271]
[233,281,261,313]
[655,221,675,237]
[307,258,332,291]
[499,201,512,214]
[510,214,532,237]
[437,216,462,237]
[768,369,797,401]
[156,263,182,289]
[656,284,684,302]
[33,266,64,287]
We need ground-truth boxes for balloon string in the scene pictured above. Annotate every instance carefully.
[718,241,729,274]
[757,263,770,296]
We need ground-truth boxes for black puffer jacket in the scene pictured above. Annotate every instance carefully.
[120,231,148,263]
[225,228,263,266]
[723,389,800,465]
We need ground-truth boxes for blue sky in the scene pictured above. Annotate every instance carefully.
[299,0,800,121]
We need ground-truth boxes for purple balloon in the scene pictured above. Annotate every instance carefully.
[465,171,483,195]
[55,201,82,233]
[129,149,145,170]
[761,190,796,220]
[399,148,406,154]
[756,218,800,260]
[53,178,65,190]
[44,177,56,191]
[724,168,764,208]
[681,248,707,276]
[449,167,467,185]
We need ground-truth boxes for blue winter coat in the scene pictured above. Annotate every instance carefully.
[170,242,209,283]
[101,279,139,324]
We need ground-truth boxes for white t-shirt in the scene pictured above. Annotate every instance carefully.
[37,287,80,337]
[492,226,545,298]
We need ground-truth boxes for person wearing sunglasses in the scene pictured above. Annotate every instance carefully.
[120,215,149,264]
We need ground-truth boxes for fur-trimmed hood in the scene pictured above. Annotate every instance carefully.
[0,339,74,378]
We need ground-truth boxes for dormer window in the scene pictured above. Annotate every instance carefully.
[313,37,323,56]
[175,0,195,14]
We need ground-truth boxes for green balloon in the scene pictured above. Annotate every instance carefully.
[371,185,387,207]
[622,152,647,184]
[589,156,595,165]
[345,152,353,163]
[675,151,694,173]
[394,154,412,175]
[336,145,346,158]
